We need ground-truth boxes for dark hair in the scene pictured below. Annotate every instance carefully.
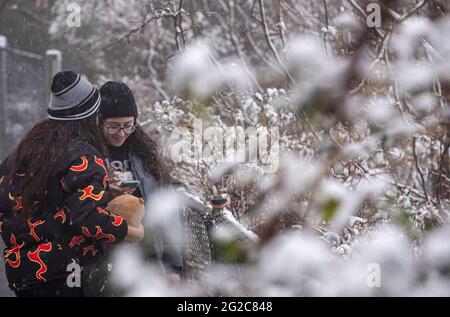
[125,125,167,184]
[8,115,106,213]
[99,116,167,184]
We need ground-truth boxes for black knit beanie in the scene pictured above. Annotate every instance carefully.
[47,70,101,121]
[99,81,138,119]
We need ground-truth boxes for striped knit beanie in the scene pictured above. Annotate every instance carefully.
[47,71,101,121]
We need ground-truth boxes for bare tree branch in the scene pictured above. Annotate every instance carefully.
[174,0,186,52]
[277,0,287,50]
[398,0,430,23]
[413,137,429,202]
[379,2,402,21]
[258,0,295,84]
[322,0,329,57]
[435,139,450,205]
[216,0,264,92]
[347,0,385,38]
[234,4,287,77]
[96,6,225,50]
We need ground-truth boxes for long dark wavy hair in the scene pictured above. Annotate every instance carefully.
[120,124,166,184]
[8,115,107,213]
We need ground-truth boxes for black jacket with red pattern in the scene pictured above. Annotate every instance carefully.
[0,142,128,289]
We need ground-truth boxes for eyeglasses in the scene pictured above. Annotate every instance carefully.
[104,123,136,135]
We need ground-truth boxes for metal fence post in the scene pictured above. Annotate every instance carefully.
[44,49,62,118]
[0,35,8,160]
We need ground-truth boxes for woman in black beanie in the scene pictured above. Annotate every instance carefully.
[99,81,183,285]
[0,71,143,297]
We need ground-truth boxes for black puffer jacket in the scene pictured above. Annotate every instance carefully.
[0,142,128,290]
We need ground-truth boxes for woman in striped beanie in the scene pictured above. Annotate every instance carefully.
[0,71,143,297]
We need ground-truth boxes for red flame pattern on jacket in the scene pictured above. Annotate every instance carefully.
[82,226,116,244]
[112,215,124,227]
[53,207,67,224]
[96,207,108,215]
[0,150,128,285]
[78,185,104,201]
[8,193,23,211]
[28,219,45,242]
[5,234,25,269]
[27,243,52,281]
[69,156,88,172]
[97,207,124,227]
[69,235,85,248]
[82,244,98,257]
